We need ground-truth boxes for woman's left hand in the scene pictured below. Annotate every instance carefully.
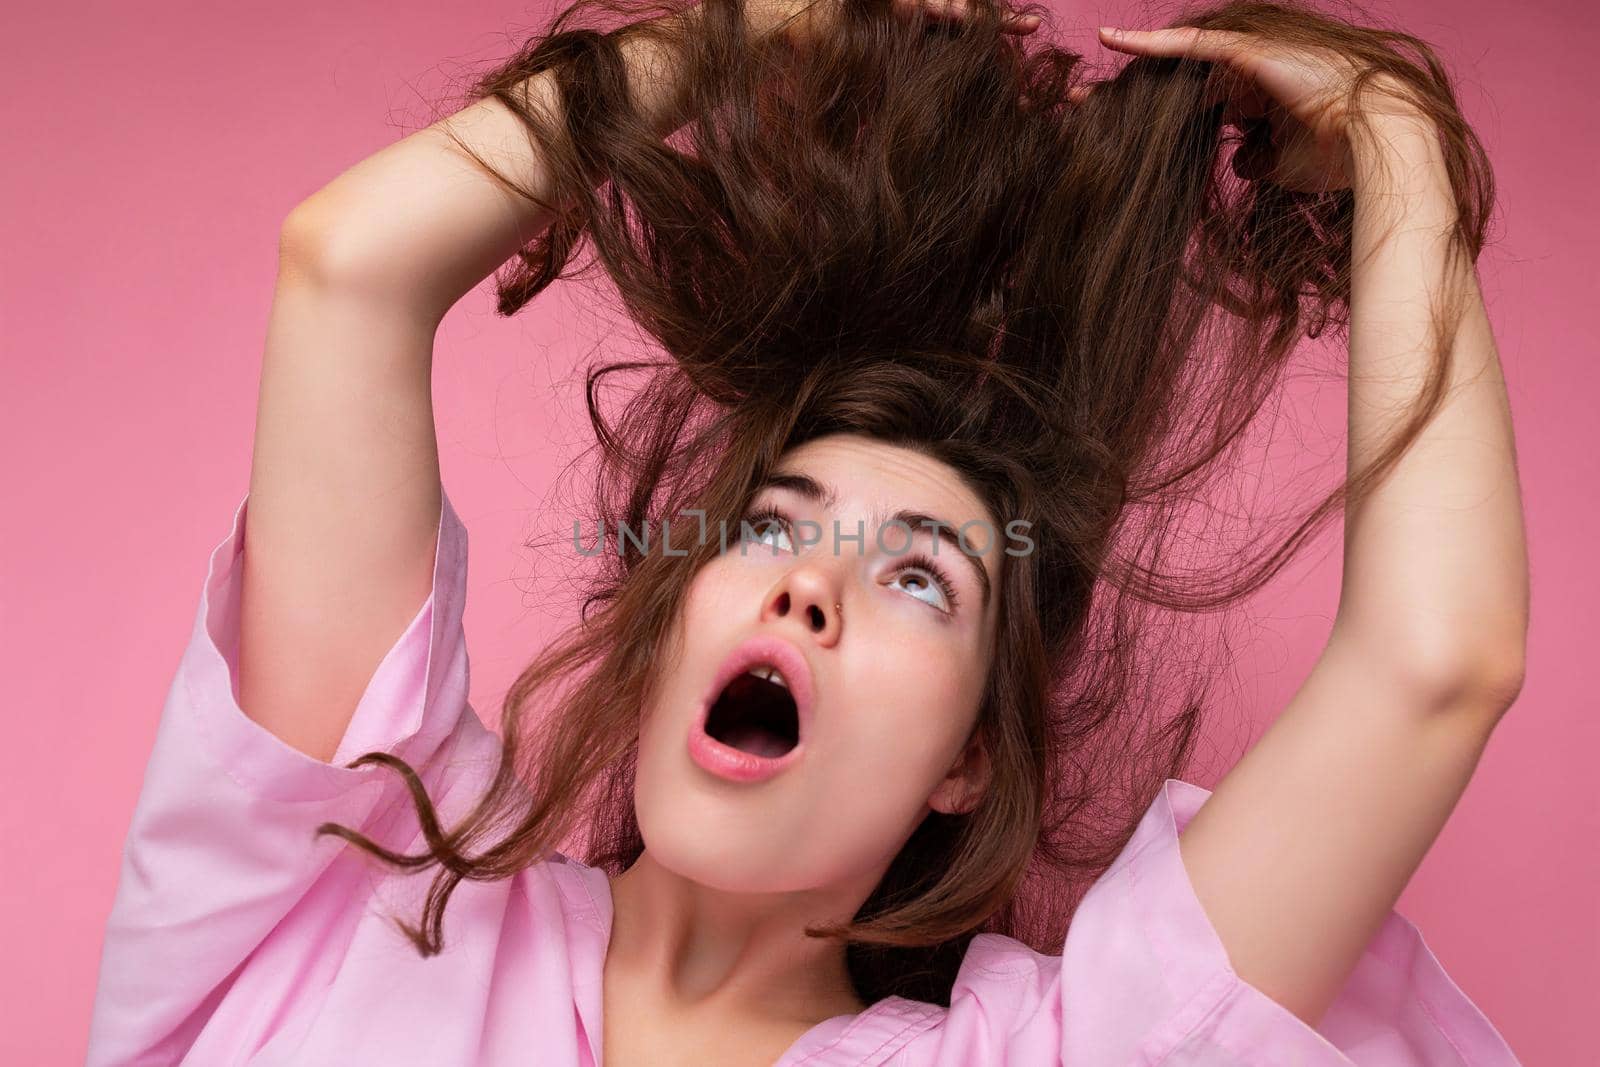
[1091,25,1422,193]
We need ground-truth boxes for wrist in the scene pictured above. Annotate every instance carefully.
[1346,109,1449,198]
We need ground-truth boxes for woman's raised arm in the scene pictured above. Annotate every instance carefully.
[243,7,707,763]
[1098,24,1528,1028]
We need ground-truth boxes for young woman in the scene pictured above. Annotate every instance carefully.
[87,0,1528,1063]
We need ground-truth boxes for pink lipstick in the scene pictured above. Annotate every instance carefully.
[688,635,815,784]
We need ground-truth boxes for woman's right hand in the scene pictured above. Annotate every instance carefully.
[748,0,1041,53]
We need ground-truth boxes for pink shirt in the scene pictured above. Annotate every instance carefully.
[87,488,1522,1065]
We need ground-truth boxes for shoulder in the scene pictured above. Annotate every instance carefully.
[523,850,614,938]
[947,778,1204,995]
[926,780,1215,1060]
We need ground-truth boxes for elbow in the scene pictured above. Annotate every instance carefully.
[1334,599,1528,724]
[276,196,387,291]
[276,197,455,322]
[1396,631,1527,724]
[277,198,344,286]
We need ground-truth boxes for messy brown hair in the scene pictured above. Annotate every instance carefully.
[316,0,1493,1007]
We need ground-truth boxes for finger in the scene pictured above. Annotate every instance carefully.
[1067,83,1093,104]
[1097,25,1254,66]
[1003,13,1042,34]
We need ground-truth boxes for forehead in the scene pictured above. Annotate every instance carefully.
[771,434,993,527]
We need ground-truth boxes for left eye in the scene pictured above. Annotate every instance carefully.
[891,568,948,611]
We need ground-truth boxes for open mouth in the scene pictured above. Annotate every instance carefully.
[703,665,800,758]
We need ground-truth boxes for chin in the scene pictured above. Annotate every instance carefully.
[634,804,807,894]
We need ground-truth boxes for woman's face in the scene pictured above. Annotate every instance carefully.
[634,433,1003,896]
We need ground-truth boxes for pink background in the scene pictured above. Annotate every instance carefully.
[3,1,1594,1062]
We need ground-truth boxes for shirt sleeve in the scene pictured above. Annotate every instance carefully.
[87,486,495,1066]
[1051,777,1523,1065]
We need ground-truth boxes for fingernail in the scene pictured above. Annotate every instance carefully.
[1099,26,1122,39]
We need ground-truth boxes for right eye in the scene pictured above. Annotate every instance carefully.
[743,506,795,554]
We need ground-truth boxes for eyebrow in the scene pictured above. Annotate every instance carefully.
[756,471,993,610]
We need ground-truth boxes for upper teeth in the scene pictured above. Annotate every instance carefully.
[746,665,788,689]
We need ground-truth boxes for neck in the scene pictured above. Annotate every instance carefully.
[606,849,872,1024]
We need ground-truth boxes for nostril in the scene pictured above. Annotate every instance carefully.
[775,592,790,616]
[806,604,824,630]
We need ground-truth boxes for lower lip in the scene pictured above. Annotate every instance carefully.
[687,718,804,783]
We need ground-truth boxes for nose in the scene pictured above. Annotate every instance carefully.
[760,562,843,647]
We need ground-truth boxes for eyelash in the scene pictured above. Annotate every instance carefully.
[896,551,963,615]
[741,505,962,616]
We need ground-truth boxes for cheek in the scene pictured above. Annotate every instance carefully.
[791,658,983,885]
[679,555,759,629]
[815,627,986,799]
[857,621,985,735]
